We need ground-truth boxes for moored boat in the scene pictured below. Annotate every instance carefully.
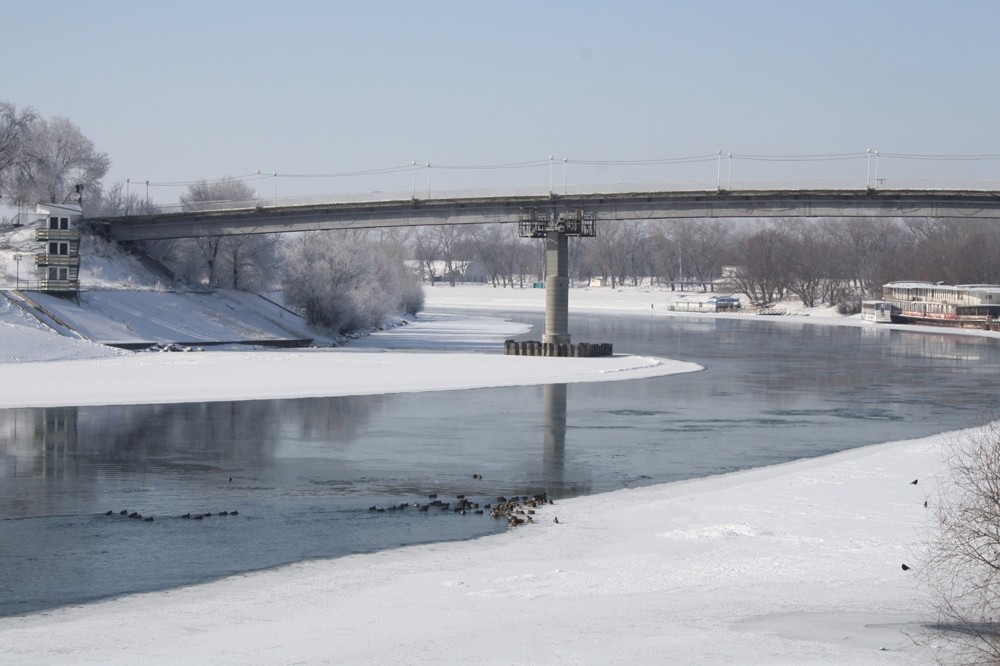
[880,282,1000,327]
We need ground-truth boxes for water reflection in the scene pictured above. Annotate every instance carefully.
[0,408,79,479]
[542,383,567,485]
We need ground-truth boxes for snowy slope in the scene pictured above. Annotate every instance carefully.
[18,289,317,346]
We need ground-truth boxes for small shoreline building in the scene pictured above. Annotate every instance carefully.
[32,203,82,292]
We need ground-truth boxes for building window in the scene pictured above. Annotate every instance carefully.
[48,242,69,256]
[47,267,68,281]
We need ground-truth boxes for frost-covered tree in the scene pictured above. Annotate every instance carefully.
[12,115,110,207]
[924,421,1000,665]
[0,101,37,197]
[88,181,160,217]
[283,230,424,334]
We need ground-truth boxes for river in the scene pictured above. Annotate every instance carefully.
[1,312,997,617]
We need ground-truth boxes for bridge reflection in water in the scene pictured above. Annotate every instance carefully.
[0,387,581,498]
[543,383,567,488]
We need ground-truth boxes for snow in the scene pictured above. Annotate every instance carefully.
[0,282,968,664]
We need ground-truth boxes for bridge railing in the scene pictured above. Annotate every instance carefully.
[133,178,1000,217]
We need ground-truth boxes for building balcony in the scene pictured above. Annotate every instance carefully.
[36,229,81,242]
[34,253,80,267]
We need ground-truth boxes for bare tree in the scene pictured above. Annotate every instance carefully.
[430,224,469,287]
[411,227,442,284]
[469,223,507,287]
[776,218,845,307]
[583,221,626,287]
[825,217,907,294]
[216,232,282,291]
[924,421,1000,665]
[645,226,677,288]
[168,177,280,290]
[89,181,159,217]
[729,224,790,305]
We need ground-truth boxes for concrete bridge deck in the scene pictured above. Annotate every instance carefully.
[94,187,1000,242]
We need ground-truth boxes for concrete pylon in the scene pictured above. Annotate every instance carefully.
[543,229,570,344]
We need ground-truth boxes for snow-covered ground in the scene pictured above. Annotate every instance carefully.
[0,282,974,664]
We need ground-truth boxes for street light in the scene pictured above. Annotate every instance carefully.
[12,253,21,290]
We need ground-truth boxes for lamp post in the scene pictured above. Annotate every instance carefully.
[13,253,21,290]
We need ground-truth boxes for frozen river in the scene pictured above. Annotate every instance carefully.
[1,312,998,616]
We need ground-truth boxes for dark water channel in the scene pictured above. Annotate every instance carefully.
[2,312,999,617]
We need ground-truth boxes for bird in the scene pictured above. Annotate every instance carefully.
[901,563,911,571]
[910,479,918,485]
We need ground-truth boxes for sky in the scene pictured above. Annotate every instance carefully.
[6,1,1000,201]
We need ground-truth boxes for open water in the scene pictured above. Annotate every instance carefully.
[2,312,999,617]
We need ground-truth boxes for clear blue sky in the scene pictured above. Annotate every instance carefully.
[6,1,1000,200]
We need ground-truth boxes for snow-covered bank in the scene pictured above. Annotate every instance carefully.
[0,310,697,409]
[0,425,945,665]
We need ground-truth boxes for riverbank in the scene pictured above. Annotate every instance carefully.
[0,286,958,663]
[0,421,946,665]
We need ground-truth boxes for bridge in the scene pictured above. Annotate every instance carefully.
[95,185,1000,242]
[89,184,1000,347]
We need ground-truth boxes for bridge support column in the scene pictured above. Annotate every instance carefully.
[543,230,570,345]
